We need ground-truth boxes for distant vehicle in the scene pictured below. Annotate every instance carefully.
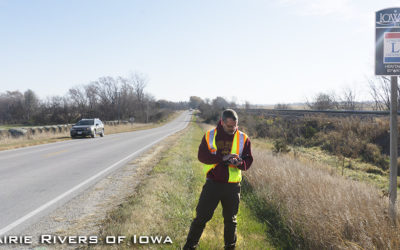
[70,118,104,138]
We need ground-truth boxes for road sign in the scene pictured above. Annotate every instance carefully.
[376,8,400,75]
[376,8,400,224]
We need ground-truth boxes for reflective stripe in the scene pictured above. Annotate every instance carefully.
[239,132,244,156]
[206,128,217,155]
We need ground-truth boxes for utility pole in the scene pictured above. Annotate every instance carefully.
[117,91,121,123]
[146,100,149,123]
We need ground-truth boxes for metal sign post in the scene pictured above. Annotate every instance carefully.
[390,76,398,222]
[376,8,400,223]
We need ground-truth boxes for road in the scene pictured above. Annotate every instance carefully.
[0,111,191,235]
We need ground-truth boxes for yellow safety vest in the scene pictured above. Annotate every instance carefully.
[204,128,248,183]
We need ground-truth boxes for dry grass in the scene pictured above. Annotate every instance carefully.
[104,123,154,134]
[0,130,71,151]
[245,148,400,249]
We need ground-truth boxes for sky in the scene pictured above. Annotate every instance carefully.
[0,0,398,105]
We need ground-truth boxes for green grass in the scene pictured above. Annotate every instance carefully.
[95,118,275,249]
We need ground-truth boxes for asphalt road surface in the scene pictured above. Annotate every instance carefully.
[0,111,191,235]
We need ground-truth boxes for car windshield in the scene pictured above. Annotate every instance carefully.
[75,119,94,125]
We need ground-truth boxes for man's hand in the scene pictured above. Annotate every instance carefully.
[222,154,242,166]
[229,157,243,166]
[222,154,238,162]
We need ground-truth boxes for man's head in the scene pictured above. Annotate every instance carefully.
[221,109,238,135]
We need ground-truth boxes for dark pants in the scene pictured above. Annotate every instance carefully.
[184,179,241,249]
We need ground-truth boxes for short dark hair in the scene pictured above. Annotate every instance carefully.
[222,109,238,122]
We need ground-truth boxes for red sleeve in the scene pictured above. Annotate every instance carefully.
[237,138,253,171]
[198,135,224,164]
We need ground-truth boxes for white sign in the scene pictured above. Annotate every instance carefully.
[384,32,400,63]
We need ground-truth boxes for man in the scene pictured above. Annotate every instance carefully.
[183,109,253,250]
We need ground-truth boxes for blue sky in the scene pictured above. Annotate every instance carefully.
[0,0,398,104]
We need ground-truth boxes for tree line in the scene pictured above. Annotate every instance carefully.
[278,77,400,111]
[191,76,398,114]
[0,73,187,125]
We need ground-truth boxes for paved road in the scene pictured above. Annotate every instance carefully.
[0,111,191,235]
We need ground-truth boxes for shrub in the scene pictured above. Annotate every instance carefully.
[273,139,290,153]
[361,143,388,170]
[303,125,317,139]
[366,167,385,175]
[255,120,270,138]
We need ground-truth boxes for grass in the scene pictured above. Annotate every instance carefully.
[244,147,400,249]
[0,112,182,151]
[92,118,275,249]
[253,137,400,193]
[0,131,72,151]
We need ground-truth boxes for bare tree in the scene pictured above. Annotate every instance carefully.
[189,96,204,109]
[245,101,251,110]
[340,87,357,110]
[94,76,119,120]
[84,83,99,117]
[307,92,337,110]
[212,96,230,110]
[129,72,148,121]
[274,103,291,110]
[0,91,24,123]
[23,89,39,122]
[69,86,87,118]
[0,72,183,125]
[368,76,400,110]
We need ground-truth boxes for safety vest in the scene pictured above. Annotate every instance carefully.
[204,128,248,183]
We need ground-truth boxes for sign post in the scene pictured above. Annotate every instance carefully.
[390,76,398,222]
[376,8,400,223]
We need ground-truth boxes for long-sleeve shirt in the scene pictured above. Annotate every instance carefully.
[198,120,253,183]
